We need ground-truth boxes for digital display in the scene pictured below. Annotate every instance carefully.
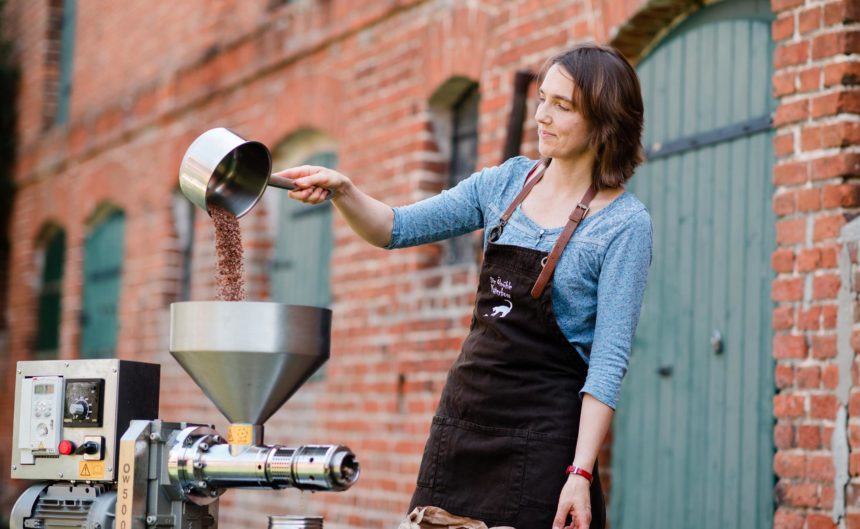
[34,384,54,394]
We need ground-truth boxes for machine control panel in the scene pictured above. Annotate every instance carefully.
[63,379,104,427]
[18,376,65,462]
[11,359,160,481]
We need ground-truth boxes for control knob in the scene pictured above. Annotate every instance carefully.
[69,399,91,419]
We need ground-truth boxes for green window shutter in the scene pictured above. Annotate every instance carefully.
[81,210,125,359]
[272,151,336,307]
[35,229,65,358]
[56,0,76,126]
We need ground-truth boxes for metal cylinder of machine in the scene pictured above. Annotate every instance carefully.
[269,516,323,529]
[168,430,359,496]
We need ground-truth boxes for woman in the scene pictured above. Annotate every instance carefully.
[277,43,652,529]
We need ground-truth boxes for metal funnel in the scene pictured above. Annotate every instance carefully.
[169,301,331,425]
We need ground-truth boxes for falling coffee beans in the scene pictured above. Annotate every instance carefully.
[210,204,246,301]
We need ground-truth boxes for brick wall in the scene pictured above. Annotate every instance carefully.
[6,0,853,527]
[769,0,860,527]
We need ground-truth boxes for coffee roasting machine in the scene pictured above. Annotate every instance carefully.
[8,301,360,529]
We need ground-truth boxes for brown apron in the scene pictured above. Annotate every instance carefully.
[409,162,606,528]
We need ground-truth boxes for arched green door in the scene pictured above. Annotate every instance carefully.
[610,1,776,528]
[81,210,125,358]
[271,151,335,307]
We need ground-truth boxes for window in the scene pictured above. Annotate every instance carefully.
[430,78,480,264]
[35,226,65,358]
[44,0,76,128]
[172,190,196,301]
[80,209,125,358]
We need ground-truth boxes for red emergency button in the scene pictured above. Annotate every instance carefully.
[58,440,75,455]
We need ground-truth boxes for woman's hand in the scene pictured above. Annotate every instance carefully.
[272,165,352,204]
[553,474,592,529]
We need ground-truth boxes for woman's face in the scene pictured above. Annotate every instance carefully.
[535,64,593,161]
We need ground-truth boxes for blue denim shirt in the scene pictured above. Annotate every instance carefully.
[386,156,652,410]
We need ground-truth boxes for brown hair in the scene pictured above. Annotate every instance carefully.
[539,43,645,190]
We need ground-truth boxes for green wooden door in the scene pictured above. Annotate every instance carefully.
[80,210,125,358]
[35,228,65,359]
[610,1,776,528]
[271,151,335,307]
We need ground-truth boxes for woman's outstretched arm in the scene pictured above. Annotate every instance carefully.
[274,165,394,248]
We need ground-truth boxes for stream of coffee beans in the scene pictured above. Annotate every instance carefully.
[210,204,246,301]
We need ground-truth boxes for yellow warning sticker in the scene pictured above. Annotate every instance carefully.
[79,461,105,480]
[227,424,253,445]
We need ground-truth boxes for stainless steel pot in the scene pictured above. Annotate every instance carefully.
[178,128,322,219]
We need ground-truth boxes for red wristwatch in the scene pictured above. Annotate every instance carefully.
[566,465,593,483]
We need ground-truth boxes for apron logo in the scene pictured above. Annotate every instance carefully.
[485,299,513,318]
[485,276,514,318]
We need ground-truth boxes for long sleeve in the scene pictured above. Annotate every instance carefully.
[385,157,528,249]
[579,208,653,410]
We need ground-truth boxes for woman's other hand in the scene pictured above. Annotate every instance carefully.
[553,474,591,529]
[272,165,352,204]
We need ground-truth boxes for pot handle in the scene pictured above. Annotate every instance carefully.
[269,174,334,200]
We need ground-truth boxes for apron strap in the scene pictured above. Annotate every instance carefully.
[530,184,598,299]
[498,161,548,224]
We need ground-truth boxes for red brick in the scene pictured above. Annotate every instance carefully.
[811,152,860,180]
[799,7,822,34]
[825,60,860,88]
[812,30,860,60]
[851,452,860,476]
[775,451,806,478]
[824,1,860,25]
[772,14,795,41]
[771,0,804,11]
[776,41,809,69]
[808,512,836,529]
[774,131,795,157]
[822,364,839,389]
[774,70,796,96]
[776,364,795,388]
[774,508,804,529]
[774,191,797,216]
[811,91,860,119]
[798,424,821,449]
[811,335,837,359]
[798,66,821,92]
[774,306,795,330]
[820,484,835,508]
[851,391,860,415]
[778,481,819,508]
[773,277,805,301]
[820,244,839,268]
[772,248,796,272]
[808,455,835,481]
[797,365,821,388]
[846,512,860,529]
[811,394,838,419]
[823,183,860,208]
[813,273,841,299]
[797,247,822,271]
[776,217,807,245]
[798,305,822,329]
[775,423,796,449]
[798,188,821,211]
[774,99,809,127]
[814,214,847,242]
[805,122,860,153]
[775,334,808,359]
[822,304,838,329]
[774,393,805,418]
